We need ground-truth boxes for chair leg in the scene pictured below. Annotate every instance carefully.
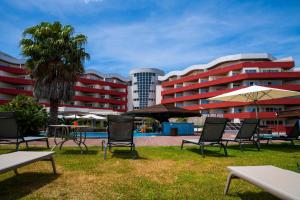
[46,138,50,149]
[16,143,20,151]
[25,141,29,149]
[224,172,237,195]
[221,143,228,157]
[200,144,205,158]
[131,143,136,160]
[101,140,105,151]
[104,143,108,160]
[239,141,243,151]
[181,141,185,150]
[50,157,57,174]
[255,140,261,151]
[291,140,295,146]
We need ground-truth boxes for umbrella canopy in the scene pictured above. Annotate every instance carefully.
[81,114,106,120]
[208,85,300,102]
[208,85,300,118]
[124,104,201,122]
[64,114,81,119]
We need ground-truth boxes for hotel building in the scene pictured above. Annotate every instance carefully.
[0,51,128,114]
[159,53,300,131]
[128,68,164,110]
[1,51,300,131]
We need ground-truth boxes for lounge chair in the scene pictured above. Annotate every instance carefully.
[261,120,300,145]
[224,165,300,200]
[0,112,49,151]
[0,151,56,175]
[181,117,228,157]
[222,119,260,151]
[103,115,135,159]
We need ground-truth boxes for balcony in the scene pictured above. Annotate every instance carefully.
[162,72,300,95]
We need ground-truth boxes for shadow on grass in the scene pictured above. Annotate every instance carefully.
[59,149,98,155]
[0,172,60,200]
[110,149,147,160]
[227,144,261,152]
[225,142,300,154]
[259,142,300,153]
[228,191,279,200]
[186,147,235,157]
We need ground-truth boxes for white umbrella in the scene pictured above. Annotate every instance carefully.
[208,85,300,118]
[64,114,81,119]
[81,114,106,120]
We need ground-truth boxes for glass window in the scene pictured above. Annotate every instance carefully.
[245,69,257,73]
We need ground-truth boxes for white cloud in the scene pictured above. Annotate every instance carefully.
[2,0,300,75]
[84,0,104,4]
[80,7,300,75]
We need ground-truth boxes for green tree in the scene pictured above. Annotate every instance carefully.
[20,22,89,124]
[0,95,48,136]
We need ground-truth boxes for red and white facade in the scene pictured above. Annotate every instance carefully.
[159,53,300,131]
[0,51,128,114]
[1,51,300,131]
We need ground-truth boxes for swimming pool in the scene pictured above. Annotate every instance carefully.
[84,132,162,138]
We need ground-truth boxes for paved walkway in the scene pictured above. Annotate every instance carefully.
[28,133,237,148]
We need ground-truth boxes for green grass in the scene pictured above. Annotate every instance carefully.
[0,143,300,199]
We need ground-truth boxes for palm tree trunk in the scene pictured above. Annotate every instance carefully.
[49,99,59,125]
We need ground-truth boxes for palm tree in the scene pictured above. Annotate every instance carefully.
[20,22,90,125]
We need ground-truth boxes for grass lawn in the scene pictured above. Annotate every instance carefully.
[0,143,299,200]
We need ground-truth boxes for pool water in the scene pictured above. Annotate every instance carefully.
[85,132,162,138]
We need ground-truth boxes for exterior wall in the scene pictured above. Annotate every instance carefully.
[159,53,300,132]
[0,52,128,113]
[127,85,133,111]
[129,68,164,110]
[155,84,162,104]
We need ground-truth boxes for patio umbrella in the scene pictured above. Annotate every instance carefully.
[64,114,81,119]
[208,85,300,118]
[124,104,201,123]
[81,114,106,120]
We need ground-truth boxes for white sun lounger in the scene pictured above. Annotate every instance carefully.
[0,151,56,175]
[224,166,300,200]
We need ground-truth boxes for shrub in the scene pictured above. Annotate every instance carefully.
[0,95,48,136]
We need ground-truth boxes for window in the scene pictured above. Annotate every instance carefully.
[245,69,257,73]
[233,107,242,113]
[265,107,282,112]
[261,69,279,72]
[200,99,209,104]
[245,81,258,86]
[200,88,208,93]
[16,86,25,90]
[246,107,258,112]
[175,93,183,97]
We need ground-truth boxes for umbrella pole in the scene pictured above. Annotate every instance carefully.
[254,101,258,119]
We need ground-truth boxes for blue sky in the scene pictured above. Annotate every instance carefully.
[1,0,300,76]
